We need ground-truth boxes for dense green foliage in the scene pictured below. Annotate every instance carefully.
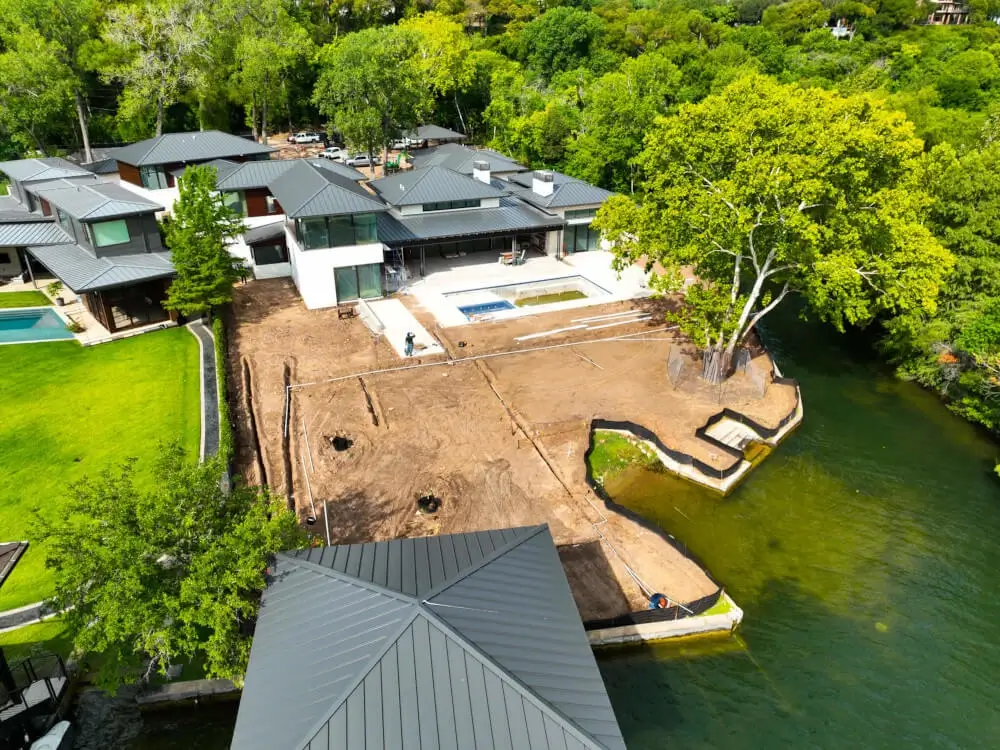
[2,0,1000,428]
[37,443,303,689]
[0,329,200,611]
[164,164,245,317]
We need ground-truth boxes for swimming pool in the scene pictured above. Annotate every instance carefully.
[0,308,74,344]
[457,300,516,317]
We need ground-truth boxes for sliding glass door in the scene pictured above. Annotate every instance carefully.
[334,263,382,302]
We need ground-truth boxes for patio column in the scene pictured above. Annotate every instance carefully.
[420,246,425,277]
[25,253,37,288]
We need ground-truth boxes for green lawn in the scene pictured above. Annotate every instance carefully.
[0,328,200,611]
[587,430,658,483]
[0,290,51,308]
[0,619,72,660]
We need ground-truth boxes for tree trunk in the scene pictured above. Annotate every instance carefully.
[250,99,259,143]
[261,94,268,146]
[74,91,92,163]
[156,97,164,137]
[454,90,467,134]
[701,345,732,385]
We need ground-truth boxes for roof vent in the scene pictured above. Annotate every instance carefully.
[532,170,554,197]
[472,160,491,184]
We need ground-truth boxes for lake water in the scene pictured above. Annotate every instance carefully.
[596,320,1000,749]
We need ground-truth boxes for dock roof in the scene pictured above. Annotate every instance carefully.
[231,525,626,750]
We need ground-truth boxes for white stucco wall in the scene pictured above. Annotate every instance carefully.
[117,180,179,217]
[286,229,385,309]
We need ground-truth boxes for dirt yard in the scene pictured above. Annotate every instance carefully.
[227,280,797,620]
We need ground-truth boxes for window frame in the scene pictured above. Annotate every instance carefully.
[139,166,169,190]
[90,218,131,248]
[296,213,379,250]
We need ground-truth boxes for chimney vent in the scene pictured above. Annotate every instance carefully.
[472,160,491,184]
[532,170,554,197]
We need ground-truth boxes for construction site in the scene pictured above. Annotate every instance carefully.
[226,279,800,621]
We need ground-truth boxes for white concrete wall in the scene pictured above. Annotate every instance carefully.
[228,220,293,280]
[545,229,562,257]
[286,229,385,309]
[0,247,23,277]
[117,180,179,216]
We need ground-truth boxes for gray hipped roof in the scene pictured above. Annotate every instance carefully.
[407,124,468,142]
[242,219,285,245]
[27,244,173,292]
[368,165,507,207]
[410,144,526,175]
[506,171,616,210]
[0,196,51,223]
[377,196,565,246]
[268,161,387,218]
[0,157,92,182]
[112,131,276,167]
[232,525,626,750]
[29,180,164,221]
[170,158,241,182]
[0,222,71,247]
[210,158,365,192]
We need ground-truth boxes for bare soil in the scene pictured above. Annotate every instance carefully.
[227,280,798,620]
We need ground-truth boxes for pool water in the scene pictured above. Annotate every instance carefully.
[0,308,74,343]
[457,300,516,317]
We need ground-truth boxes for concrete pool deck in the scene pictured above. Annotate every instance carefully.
[402,251,652,328]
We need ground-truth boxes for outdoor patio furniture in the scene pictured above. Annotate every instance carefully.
[337,305,357,320]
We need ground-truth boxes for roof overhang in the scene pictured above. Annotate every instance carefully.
[26,244,174,293]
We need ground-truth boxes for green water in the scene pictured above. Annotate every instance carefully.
[596,323,1000,748]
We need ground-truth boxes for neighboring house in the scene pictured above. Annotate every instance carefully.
[505,170,616,256]
[268,160,390,309]
[404,123,468,146]
[0,158,174,334]
[230,525,627,750]
[926,0,970,23]
[113,130,276,212]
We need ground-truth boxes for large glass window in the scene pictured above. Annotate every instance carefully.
[334,264,382,302]
[565,208,597,221]
[251,243,288,265]
[91,219,131,247]
[564,224,600,253]
[139,166,169,190]
[55,208,70,228]
[222,191,247,217]
[296,214,379,250]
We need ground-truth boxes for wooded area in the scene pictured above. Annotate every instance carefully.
[2,0,1000,433]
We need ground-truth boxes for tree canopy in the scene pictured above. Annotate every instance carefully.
[595,75,952,379]
[164,164,245,317]
[37,443,302,689]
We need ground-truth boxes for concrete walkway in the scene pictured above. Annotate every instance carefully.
[187,320,220,460]
[365,298,445,358]
[0,600,54,633]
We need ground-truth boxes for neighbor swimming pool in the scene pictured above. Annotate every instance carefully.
[0,308,74,344]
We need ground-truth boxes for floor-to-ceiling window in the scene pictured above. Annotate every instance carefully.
[334,264,382,302]
[564,223,601,253]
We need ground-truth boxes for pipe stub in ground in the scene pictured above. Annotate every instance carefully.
[306,516,316,525]
[417,494,441,514]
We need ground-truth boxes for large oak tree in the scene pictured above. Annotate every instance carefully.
[595,74,953,381]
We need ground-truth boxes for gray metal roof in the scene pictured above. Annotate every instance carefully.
[170,158,241,181]
[407,124,468,142]
[81,158,120,175]
[369,165,507,207]
[0,196,50,223]
[112,130,276,167]
[212,158,365,193]
[410,144,526,175]
[0,157,92,182]
[0,222,71,247]
[29,180,164,221]
[242,219,286,245]
[232,525,626,750]
[268,161,387,218]
[377,197,564,246]
[506,171,615,210]
[27,244,173,292]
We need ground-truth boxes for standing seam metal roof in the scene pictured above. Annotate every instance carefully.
[26,244,173,292]
[213,159,365,192]
[232,525,626,750]
[268,161,387,218]
[0,222,71,247]
[411,144,526,175]
[368,165,508,207]
[28,180,164,220]
[506,171,616,210]
[0,157,92,182]
[111,130,276,167]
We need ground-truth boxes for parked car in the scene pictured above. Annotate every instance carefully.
[346,153,381,167]
[390,140,408,151]
[320,146,347,161]
[292,131,323,144]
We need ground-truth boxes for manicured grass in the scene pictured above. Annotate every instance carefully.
[588,430,658,483]
[0,290,51,308]
[0,328,200,611]
[515,290,587,307]
[0,619,72,660]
